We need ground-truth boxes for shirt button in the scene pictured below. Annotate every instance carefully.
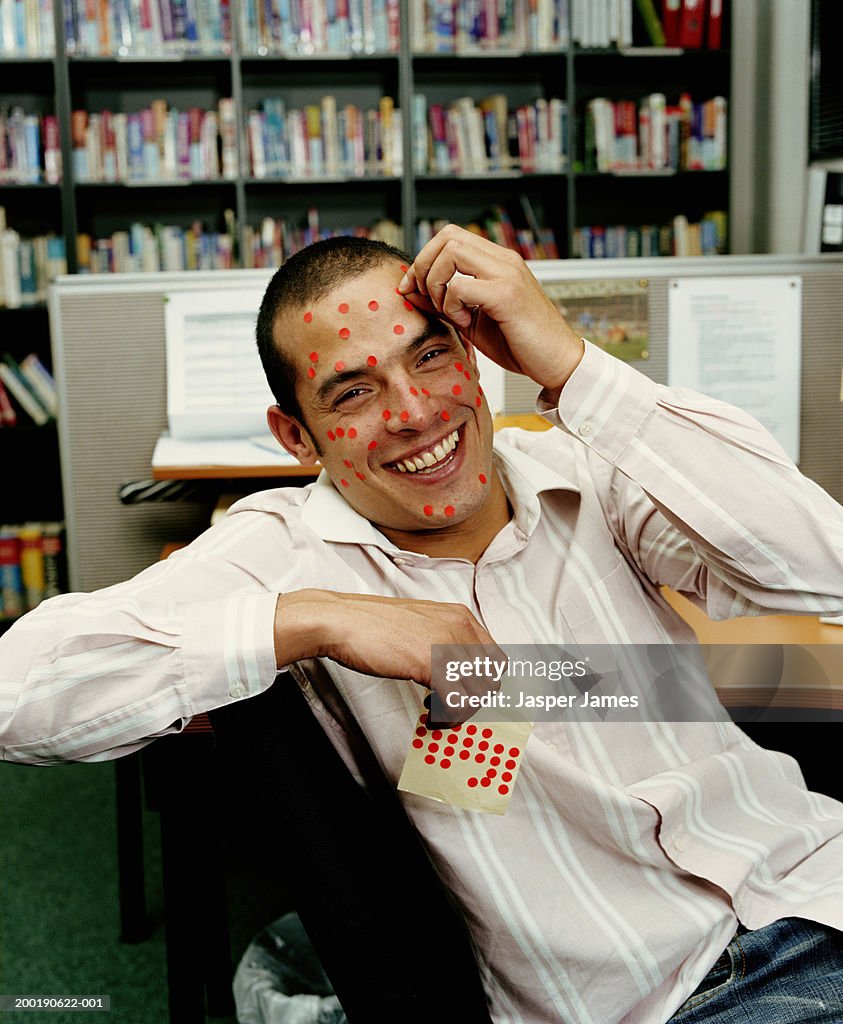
[230,681,245,698]
[673,832,687,852]
[393,557,409,566]
[578,420,594,437]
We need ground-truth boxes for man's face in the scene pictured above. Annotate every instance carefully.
[271,260,497,536]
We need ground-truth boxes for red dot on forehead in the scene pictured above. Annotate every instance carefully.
[338,302,349,313]
[452,384,462,396]
[444,505,455,517]
[399,410,409,422]
[382,409,391,421]
[400,264,408,272]
[303,311,312,323]
[440,410,450,421]
[368,300,379,311]
[347,427,357,439]
[393,324,404,335]
[367,355,377,366]
[334,361,345,371]
[338,327,350,339]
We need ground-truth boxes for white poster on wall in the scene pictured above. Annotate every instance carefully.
[668,276,802,462]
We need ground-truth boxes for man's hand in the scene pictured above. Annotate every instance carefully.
[399,224,585,392]
[275,589,503,723]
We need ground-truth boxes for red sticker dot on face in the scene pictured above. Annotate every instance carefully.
[307,367,316,378]
[467,777,478,788]
[335,361,345,372]
[423,505,433,516]
[343,459,353,468]
[303,311,312,323]
[382,409,391,421]
[409,386,418,396]
[479,473,487,484]
[412,738,423,749]
[335,427,345,438]
[421,388,431,397]
[475,396,482,407]
[498,784,509,795]
[368,300,379,311]
[440,410,451,422]
[452,384,462,396]
[348,427,357,439]
[464,370,471,380]
[478,385,484,396]
[444,505,455,517]
[455,362,464,372]
[341,479,349,487]
[309,351,318,362]
[393,324,404,335]
[368,440,378,451]
[338,302,349,314]
[424,754,435,765]
[327,430,335,441]
[403,300,413,311]
[339,327,350,339]
[367,355,377,366]
[355,471,365,481]
[440,758,451,769]
[400,263,408,272]
[399,410,409,422]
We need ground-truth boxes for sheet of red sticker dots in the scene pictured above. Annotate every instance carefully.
[398,699,533,815]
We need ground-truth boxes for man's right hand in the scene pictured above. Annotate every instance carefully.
[274,589,502,722]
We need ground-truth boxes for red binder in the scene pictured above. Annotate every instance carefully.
[661,0,681,46]
[678,0,705,48]
[707,0,723,49]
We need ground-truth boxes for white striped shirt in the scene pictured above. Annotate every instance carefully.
[2,341,843,1023]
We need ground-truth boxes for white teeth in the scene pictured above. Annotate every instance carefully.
[395,428,460,474]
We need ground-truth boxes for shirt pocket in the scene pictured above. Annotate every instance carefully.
[557,557,655,644]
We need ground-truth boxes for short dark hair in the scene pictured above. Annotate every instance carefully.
[256,235,412,425]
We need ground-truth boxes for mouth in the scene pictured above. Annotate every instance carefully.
[386,428,461,476]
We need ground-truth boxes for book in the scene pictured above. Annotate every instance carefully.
[0,377,17,425]
[0,527,25,620]
[19,353,58,418]
[41,522,66,599]
[0,360,50,425]
[18,522,45,610]
[707,0,722,49]
[634,0,666,45]
[678,0,703,47]
[661,0,680,45]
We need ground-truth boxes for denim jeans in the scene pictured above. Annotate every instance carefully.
[669,917,843,1022]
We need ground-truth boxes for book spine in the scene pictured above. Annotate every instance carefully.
[19,352,58,416]
[41,522,66,599]
[0,377,17,425]
[0,361,48,424]
[18,523,45,610]
[0,528,25,619]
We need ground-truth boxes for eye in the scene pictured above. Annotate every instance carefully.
[333,386,370,408]
[417,346,451,367]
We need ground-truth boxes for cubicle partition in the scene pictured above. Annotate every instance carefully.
[49,255,843,594]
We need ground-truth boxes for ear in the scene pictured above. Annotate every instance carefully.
[267,405,320,464]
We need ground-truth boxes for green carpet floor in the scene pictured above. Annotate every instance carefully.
[0,758,288,1024]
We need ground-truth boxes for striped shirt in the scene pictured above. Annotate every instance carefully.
[2,341,843,1023]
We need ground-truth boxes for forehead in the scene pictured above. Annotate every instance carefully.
[279,259,418,364]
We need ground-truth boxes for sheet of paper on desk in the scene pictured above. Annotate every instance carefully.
[164,288,273,440]
[152,434,298,468]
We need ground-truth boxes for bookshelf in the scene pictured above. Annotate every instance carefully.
[0,0,733,624]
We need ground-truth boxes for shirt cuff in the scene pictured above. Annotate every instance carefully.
[537,339,658,464]
[181,592,280,715]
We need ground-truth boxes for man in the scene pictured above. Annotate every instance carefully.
[2,226,843,1023]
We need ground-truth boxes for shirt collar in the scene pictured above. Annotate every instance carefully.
[300,432,580,548]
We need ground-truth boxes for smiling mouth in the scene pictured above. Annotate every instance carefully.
[387,428,460,474]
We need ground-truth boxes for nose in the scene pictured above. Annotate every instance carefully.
[382,380,436,434]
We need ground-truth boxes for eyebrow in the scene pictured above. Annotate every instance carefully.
[312,319,453,404]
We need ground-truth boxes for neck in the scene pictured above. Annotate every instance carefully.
[380,471,511,563]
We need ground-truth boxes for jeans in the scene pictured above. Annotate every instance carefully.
[668,917,843,1023]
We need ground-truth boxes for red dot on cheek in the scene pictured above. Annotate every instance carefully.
[475,396,482,407]
[341,479,349,487]
[409,386,418,396]
[368,440,378,451]
[403,300,413,311]
[367,355,377,366]
[444,505,455,517]
[393,324,404,335]
[452,385,462,396]
[307,367,315,378]
[421,388,431,397]
[455,362,464,372]
[368,300,379,312]
[335,427,345,438]
[479,474,487,484]
[343,459,353,468]
[338,302,349,314]
[382,410,391,421]
[355,471,366,481]
[423,505,433,516]
[400,264,408,272]
[440,410,451,422]
[309,352,318,362]
[347,427,357,439]
[339,327,350,339]
[399,410,410,422]
[327,430,335,441]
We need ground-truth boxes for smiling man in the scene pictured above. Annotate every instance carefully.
[3,226,843,1024]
